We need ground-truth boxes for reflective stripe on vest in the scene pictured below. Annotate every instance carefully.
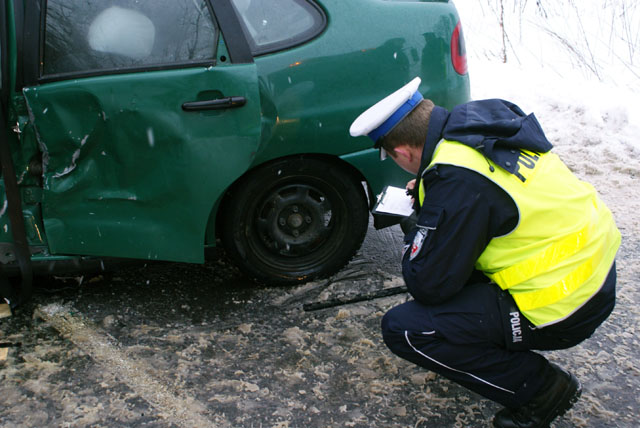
[490,209,596,290]
[423,140,620,326]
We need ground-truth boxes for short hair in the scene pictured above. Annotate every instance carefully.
[379,99,435,154]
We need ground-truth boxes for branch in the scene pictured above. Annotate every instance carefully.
[303,286,408,311]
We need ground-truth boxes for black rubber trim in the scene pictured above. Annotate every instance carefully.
[20,0,40,87]
[12,0,24,89]
[210,0,253,64]
[37,60,217,84]
[0,0,8,96]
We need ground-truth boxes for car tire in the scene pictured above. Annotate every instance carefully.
[220,158,369,285]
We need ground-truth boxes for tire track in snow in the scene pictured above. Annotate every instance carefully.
[35,303,224,428]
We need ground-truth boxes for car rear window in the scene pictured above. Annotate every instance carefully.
[43,0,218,76]
[230,0,325,55]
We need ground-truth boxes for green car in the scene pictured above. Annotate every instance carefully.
[0,0,469,304]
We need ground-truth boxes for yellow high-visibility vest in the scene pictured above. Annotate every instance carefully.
[420,140,620,327]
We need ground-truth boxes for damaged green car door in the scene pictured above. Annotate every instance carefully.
[22,0,261,263]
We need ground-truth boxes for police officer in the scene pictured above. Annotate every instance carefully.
[349,78,620,428]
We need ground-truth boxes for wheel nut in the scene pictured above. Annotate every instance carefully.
[292,205,299,213]
[305,216,312,223]
[293,230,300,237]
[279,218,286,226]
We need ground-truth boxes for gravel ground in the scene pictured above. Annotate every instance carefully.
[1,168,639,428]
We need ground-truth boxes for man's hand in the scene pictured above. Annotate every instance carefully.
[406,179,416,204]
[399,179,418,234]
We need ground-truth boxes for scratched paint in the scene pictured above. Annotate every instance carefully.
[51,148,81,178]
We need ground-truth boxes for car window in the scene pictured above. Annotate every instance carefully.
[230,0,325,55]
[43,0,217,76]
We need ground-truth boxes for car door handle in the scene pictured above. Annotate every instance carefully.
[181,96,247,111]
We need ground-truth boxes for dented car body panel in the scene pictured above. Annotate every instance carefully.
[23,66,261,263]
[0,0,469,283]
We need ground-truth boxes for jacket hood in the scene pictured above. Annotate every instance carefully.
[441,99,553,174]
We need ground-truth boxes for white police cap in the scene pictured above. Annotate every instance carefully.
[349,77,423,160]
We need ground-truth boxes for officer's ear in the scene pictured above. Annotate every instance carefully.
[393,146,414,162]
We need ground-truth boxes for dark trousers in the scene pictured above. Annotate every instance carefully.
[381,264,616,408]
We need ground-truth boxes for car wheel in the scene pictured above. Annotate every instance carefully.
[220,158,369,285]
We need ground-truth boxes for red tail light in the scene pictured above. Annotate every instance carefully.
[451,21,468,75]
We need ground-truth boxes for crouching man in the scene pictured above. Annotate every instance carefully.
[349,78,620,428]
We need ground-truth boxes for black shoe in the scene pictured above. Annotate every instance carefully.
[493,363,582,428]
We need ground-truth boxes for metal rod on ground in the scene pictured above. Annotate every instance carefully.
[303,286,408,311]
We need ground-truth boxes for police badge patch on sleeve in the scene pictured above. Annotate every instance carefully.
[409,228,428,260]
